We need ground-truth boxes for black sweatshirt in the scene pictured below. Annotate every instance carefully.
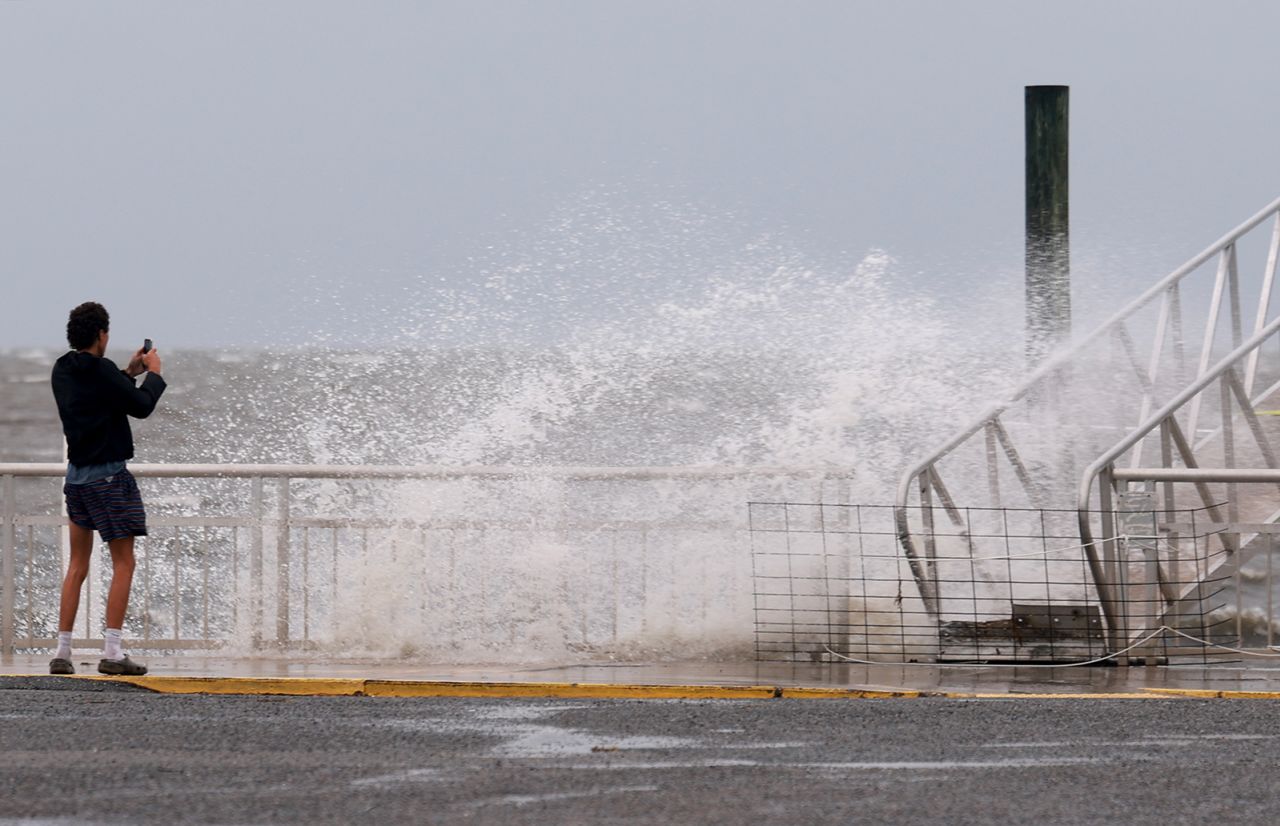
[50,351,167,466]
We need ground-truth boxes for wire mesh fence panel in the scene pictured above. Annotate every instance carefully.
[751,501,1271,665]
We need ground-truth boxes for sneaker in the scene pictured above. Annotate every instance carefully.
[97,656,147,676]
[49,658,75,675]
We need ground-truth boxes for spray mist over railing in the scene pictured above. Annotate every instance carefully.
[2,195,1036,661]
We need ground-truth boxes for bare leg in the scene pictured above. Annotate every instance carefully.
[58,523,94,633]
[105,536,136,630]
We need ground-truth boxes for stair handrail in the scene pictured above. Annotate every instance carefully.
[895,194,1280,617]
[1075,311,1280,644]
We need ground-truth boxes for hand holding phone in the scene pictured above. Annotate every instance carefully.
[126,342,149,377]
[141,341,161,375]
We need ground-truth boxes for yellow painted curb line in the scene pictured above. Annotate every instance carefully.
[57,674,779,700]
[1144,688,1280,699]
[67,676,923,699]
[943,692,1165,699]
[780,687,924,699]
[83,675,367,696]
[135,677,367,696]
[363,680,779,700]
[18,675,1280,700]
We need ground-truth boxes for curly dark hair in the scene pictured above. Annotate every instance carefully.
[66,302,110,350]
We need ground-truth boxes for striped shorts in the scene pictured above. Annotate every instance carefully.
[63,469,148,542]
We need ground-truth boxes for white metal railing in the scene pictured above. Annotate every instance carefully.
[0,463,850,657]
[895,195,1280,620]
[1077,312,1280,649]
[0,463,853,481]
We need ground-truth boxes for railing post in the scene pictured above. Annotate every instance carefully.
[250,476,263,649]
[1244,213,1280,395]
[919,469,938,598]
[276,477,290,646]
[1119,483,1158,663]
[983,422,1000,505]
[2,474,15,656]
[1187,246,1233,437]
[1268,533,1275,650]
[1220,375,1239,532]
[1097,467,1125,658]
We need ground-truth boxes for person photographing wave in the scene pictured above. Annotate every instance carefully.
[48,302,166,676]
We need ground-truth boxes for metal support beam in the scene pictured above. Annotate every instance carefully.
[1,475,14,656]
[277,477,290,646]
[1096,467,1124,655]
[250,476,263,649]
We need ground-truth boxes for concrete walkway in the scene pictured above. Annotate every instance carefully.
[6,654,1280,698]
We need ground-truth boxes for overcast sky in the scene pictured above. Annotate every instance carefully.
[4,1,1280,350]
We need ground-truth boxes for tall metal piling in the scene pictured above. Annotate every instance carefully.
[1025,85,1070,364]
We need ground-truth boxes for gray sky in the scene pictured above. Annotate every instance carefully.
[4,0,1280,349]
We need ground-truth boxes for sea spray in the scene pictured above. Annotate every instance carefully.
[0,195,1026,661]
[250,196,1024,662]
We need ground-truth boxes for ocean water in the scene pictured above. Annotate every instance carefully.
[4,241,1025,475]
[1,245,1030,662]
[11,191,1279,662]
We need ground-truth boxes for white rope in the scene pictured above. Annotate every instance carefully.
[963,538,1105,562]
[823,624,1280,668]
[1161,625,1280,658]
[963,533,1223,562]
[828,533,1218,564]
[821,625,1169,669]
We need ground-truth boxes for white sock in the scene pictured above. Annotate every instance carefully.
[55,631,72,660]
[103,628,124,661]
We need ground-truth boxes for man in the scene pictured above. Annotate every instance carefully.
[49,302,165,676]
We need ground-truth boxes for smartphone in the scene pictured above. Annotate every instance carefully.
[142,339,152,354]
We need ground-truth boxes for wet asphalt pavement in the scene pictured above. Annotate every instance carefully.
[0,679,1277,825]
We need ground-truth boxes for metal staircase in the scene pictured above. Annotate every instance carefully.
[895,195,1280,662]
